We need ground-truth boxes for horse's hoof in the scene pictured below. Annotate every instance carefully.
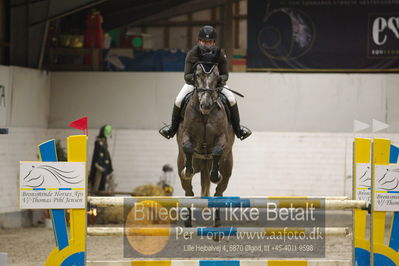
[181,168,194,180]
[210,172,222,184]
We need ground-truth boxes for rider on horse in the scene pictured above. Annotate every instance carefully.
[159,25,251,141]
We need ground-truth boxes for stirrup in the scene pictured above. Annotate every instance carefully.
[239,126,252,140]
[159,125,172,139]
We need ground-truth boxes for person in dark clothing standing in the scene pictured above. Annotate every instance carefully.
[159,25,251,141]
[89,124,114,194]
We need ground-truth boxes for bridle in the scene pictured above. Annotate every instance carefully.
[193,62,220,102]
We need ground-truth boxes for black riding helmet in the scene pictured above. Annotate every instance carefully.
[198,25,217,41]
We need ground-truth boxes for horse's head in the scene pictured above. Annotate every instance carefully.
[194,63,219,115]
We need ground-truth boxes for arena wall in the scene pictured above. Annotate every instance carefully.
[0,66,51,227]
[49,71,399,132]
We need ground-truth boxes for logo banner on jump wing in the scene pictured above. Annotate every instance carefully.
[19,162,86,209]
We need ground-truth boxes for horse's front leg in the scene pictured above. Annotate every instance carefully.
[178,150,194,196]
[181,134,194,179]
[210,135,226,184]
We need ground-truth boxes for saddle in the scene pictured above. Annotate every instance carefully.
[180,91,193,119]
[180,90,231,123]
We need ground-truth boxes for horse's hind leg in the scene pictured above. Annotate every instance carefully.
[200,164,211,197]
[210,137,226,184]
[179,165,194,226]
[178,149,194,227]
[180,179,194,196]
[213,155,232,229]
[213,155,228,228]
[214,176,230,196]
[215,152,233,197]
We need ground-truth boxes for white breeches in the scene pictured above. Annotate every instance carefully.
[175,83,237,108]
[175,84,194,108]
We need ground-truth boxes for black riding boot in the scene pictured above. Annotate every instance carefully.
[159,104,181,139]
[230,103,252,140]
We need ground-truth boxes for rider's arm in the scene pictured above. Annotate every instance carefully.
[184,48,197,85]
[218,50,229,85]
[184,65,194,85]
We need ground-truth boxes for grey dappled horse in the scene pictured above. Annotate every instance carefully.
[176,64,235,227]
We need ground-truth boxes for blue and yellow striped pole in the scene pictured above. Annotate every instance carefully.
[371,138,399,265]
[44,135,87,266]
[353,138,371,265]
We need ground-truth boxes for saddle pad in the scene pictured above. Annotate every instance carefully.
[180,92,193,120]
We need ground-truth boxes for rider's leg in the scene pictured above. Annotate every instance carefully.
[175,84,195,108]
[221,85,252,140]
[159,84,194,139]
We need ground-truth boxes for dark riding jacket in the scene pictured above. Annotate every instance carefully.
[184,44,229,87]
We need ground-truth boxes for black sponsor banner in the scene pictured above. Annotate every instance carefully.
[247,0,399,72]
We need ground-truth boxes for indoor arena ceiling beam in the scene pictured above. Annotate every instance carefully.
[10,0,48,9]
[134,20,223,27]
[101,0,182,31]
[101,0,171,20]
[29,0,111,27]
[125,0,228,28]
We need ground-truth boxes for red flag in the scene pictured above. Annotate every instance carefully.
[69,117,88,135]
